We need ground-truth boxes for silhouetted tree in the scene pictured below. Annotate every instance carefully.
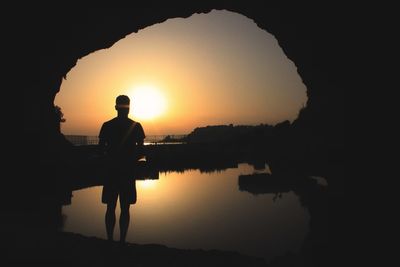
[55,105,66,123]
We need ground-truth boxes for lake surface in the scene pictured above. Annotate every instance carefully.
[62,163,310,261]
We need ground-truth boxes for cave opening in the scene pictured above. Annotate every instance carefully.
[54,10,308,140]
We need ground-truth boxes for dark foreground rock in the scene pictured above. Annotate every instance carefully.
[5,231,267,267]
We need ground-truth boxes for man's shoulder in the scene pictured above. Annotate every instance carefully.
[132,120,144,131]
[102,118,126,131]
[102,118,116,126]
[130,120,145,136]
[130,119,141,126]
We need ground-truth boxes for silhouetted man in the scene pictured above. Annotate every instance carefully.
[99,95,145,245]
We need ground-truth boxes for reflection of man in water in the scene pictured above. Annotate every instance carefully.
[99,95,145,244]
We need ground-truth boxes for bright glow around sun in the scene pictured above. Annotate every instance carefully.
[127,85,167,120]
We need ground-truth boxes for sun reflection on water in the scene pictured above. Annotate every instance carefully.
[137,179,158,189]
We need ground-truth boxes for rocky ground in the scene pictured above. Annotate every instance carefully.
[4,230,268,267]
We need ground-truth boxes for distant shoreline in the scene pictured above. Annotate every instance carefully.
[64,134,187,146]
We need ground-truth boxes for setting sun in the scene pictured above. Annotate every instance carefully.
[127,85,167,121]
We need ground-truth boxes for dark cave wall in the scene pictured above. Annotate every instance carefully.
[20,4,343,157]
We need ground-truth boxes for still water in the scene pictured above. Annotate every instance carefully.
[62,163,309,261]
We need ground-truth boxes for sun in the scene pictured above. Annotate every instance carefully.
[127,85,167,120]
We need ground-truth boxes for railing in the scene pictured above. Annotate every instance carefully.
[64,135,98,146]
[65,135,187,146]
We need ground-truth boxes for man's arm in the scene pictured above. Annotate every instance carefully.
[136,123,146,160]
[99,138,106,152]
[137,139,145,159]
[98,124,107,155]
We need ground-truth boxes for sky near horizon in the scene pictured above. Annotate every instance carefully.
[55,10,307,136]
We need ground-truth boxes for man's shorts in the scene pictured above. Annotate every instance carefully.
[102,178,137,205]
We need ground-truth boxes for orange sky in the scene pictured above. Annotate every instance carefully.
[55,10,307,136]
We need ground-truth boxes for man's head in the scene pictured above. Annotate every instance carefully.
[115,95,130,117]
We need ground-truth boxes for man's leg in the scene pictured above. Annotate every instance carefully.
[105,200,117,241]
[119,201,131,244]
